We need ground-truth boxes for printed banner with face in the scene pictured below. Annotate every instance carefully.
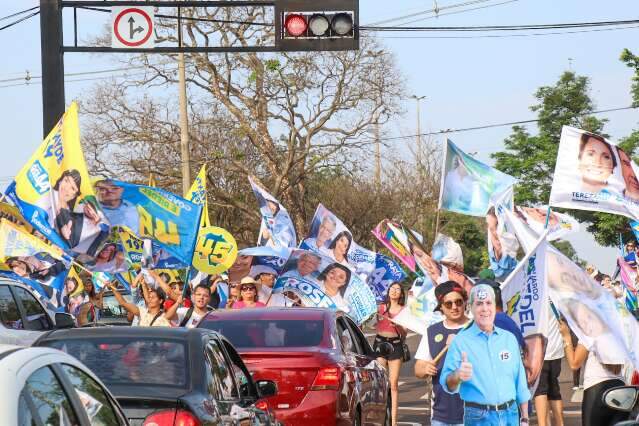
[406,288,443,327]
[192,226,238,274]
[113,226,186,270]
[439,139,516,217]
[617,257,639,312]
[0,219,70,292]
[546,248,637,368]
[550,126,639,220]
[372,219,416,272]
[94,179,202,264]
[6,102,109,255]
[249,177,297,249]
[486,201,519,280]
[366,254,406,303]
[186,165,211,228]
[276,249,377,324]
[513,205,579,241]
[500,232,549,389]
[300,204,378,281]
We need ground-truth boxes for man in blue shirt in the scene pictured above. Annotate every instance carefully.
[440,284,531,426]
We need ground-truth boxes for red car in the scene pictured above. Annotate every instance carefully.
[199,307,390,426]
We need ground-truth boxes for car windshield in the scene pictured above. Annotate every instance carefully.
[41,337,188,388]
[200,319,325,349]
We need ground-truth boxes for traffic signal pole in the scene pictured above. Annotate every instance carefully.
[40,0,66,137]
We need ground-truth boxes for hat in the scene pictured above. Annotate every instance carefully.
[478,268,495,281]
[250,265,278,279]
[434,281,467,312]
[240,276,260,289]
[469,284,496,306]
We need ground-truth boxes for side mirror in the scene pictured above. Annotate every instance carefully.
[55,313,75,329]
[603,386,639,412]
[256,380,277,398]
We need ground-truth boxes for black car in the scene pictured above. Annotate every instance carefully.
[34,327,279,425]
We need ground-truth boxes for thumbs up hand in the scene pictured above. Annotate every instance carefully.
[458,352,473,382]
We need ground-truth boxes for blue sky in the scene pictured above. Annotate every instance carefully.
[1,0,638,273]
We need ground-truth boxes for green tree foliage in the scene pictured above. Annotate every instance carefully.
[621,48,639,107]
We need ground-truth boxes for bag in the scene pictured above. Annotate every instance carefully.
[401,340,411,362]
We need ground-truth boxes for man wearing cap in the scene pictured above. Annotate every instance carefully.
[415,281,470,426]
[440,284,530,425]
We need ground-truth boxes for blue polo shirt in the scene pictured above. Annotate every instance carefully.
[440,321,531,405]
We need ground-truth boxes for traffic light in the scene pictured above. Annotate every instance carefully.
[275,0,359,51]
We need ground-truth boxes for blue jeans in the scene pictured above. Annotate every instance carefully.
[463,403,519,426]
[432,420,464,426]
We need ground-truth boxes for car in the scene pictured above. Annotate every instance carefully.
[0,278,75,345]
[198,307,391,426]
[96,288,133,326]
[35,326,280,425]
[0,343,129,425]
[604,385,639,425]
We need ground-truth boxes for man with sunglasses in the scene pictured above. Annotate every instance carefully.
[415,281,470,426]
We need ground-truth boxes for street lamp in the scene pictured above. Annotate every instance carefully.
[410,95,426,166]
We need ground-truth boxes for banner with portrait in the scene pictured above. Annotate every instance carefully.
[366,254,406,303]
[550,126,639,220]
[372,219,416,272]
[486,193,519,280]
[439,139,516,217]
[500,232,549,389]
[0,219,70,292]
[406,288,443,328]
[513,205,579,241]
[275,248,377,324]
[546,248,639,369]
[94,179,202,264]
[185,165,211,228]
[249,177,297,248]
[300,204,378,282]
[6,102,109,255]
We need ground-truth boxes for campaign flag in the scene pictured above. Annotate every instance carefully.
[406,288,443,327]
[617,256,639,312]
[372,219,416,272]
[366,254,406,303]
[550,126,639,220]
[186,165,210,227]
[514,205,579,241]
[0,219,70,292]
[6,102,109,255]
[94,180,202,264]
[192,226,238,274]
[0,201,37,235]
[272,276,338,310]
[390,308,429,335]
[249,177,297,248]
[546,248,639,369]
[438,139,516,217]
[275,248,377,324]
[300,204,377,281]
[501,231,549,388]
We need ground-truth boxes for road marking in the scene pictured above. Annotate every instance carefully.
[398,422,423,426]
[398,381,405,386]
[398,406,429,411]
[419,392,430,400]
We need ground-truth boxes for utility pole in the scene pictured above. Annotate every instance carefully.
[40,0,66,136]
[410,95,426,167]
[177,6,191,196]
[374,120,381,190]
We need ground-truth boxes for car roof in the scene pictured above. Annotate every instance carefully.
[38,325,220,342]
[203,307,335,322]
[0,344,23,355]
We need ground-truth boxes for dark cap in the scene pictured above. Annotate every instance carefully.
[434,280,467,312]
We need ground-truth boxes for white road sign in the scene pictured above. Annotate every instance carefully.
[111,6,155,48]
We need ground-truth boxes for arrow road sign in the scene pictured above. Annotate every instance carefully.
[111,6,154,49]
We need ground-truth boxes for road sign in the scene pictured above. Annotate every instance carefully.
[111,6,154,49]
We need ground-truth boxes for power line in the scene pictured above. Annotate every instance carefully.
[0,6,39,22]
[0,10,39,32]
[365,0,500,26]
[391,0,520,27]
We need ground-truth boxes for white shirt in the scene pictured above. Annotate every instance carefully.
[174,306,205,328]
[583,350,623,389]
[136,306,172,327]
[545,312,565,361]
[415,321,466,361]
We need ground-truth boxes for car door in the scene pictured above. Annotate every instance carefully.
[13,286,54,332]
[0,285,43,345]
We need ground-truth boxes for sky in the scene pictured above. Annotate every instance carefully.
[1,0,638,274]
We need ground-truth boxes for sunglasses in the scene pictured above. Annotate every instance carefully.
[241,286,256,292]
[442,299,464,309]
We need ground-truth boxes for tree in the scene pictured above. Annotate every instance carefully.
[82,6,404,242]
[621,48,639,107]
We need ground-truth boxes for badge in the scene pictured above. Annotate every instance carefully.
[434,333,444,343]
[499,350,511,361]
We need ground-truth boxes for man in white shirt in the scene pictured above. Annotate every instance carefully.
[533,311,565,426]
[168,284,212,328]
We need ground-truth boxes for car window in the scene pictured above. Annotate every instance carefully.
[60,364,123,426]
[13,287,52,331]
[206,341,239,400]
[221,340,255,399]
[344,317,371,356]
[336,318,356,354]
[200,319,325,348]
[18,393,35,426]
[0,285,23,329]
[23,366,80,426]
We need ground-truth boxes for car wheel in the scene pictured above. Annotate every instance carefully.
[352,405,362,426]
[383,397,392,426]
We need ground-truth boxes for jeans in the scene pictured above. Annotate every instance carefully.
[432,420,464,426]
[463,403,519,426]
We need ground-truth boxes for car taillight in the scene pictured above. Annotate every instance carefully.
[311,366,341,390]
[143,409,201,426]
[255,400,269,411]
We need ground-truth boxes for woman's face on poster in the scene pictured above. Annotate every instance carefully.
[97,245,116,262]
[578,137,615,185]
[334,235,349,257]
[325,267,348,290]
[546,253,602,299]
[10,261,28,277]
[59,175,80,203]
[573,302,607,338]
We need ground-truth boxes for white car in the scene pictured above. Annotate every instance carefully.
[0,278,75,345]
[0,344,129,425]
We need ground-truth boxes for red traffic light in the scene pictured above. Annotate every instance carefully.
[284,14,307,37]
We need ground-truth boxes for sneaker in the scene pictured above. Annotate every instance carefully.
[572,386,579,390]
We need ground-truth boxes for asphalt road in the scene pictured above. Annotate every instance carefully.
[367,332,583,426]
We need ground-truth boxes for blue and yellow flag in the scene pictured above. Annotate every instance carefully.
[186,165,210,227]
[6,102,109,255]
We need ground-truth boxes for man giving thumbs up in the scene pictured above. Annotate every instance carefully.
[440,284,531,426]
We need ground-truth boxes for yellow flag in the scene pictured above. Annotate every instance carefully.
[66,266,85,297]
[0,219,66,262]
[185,165,210,227]
[192,226,237,274]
